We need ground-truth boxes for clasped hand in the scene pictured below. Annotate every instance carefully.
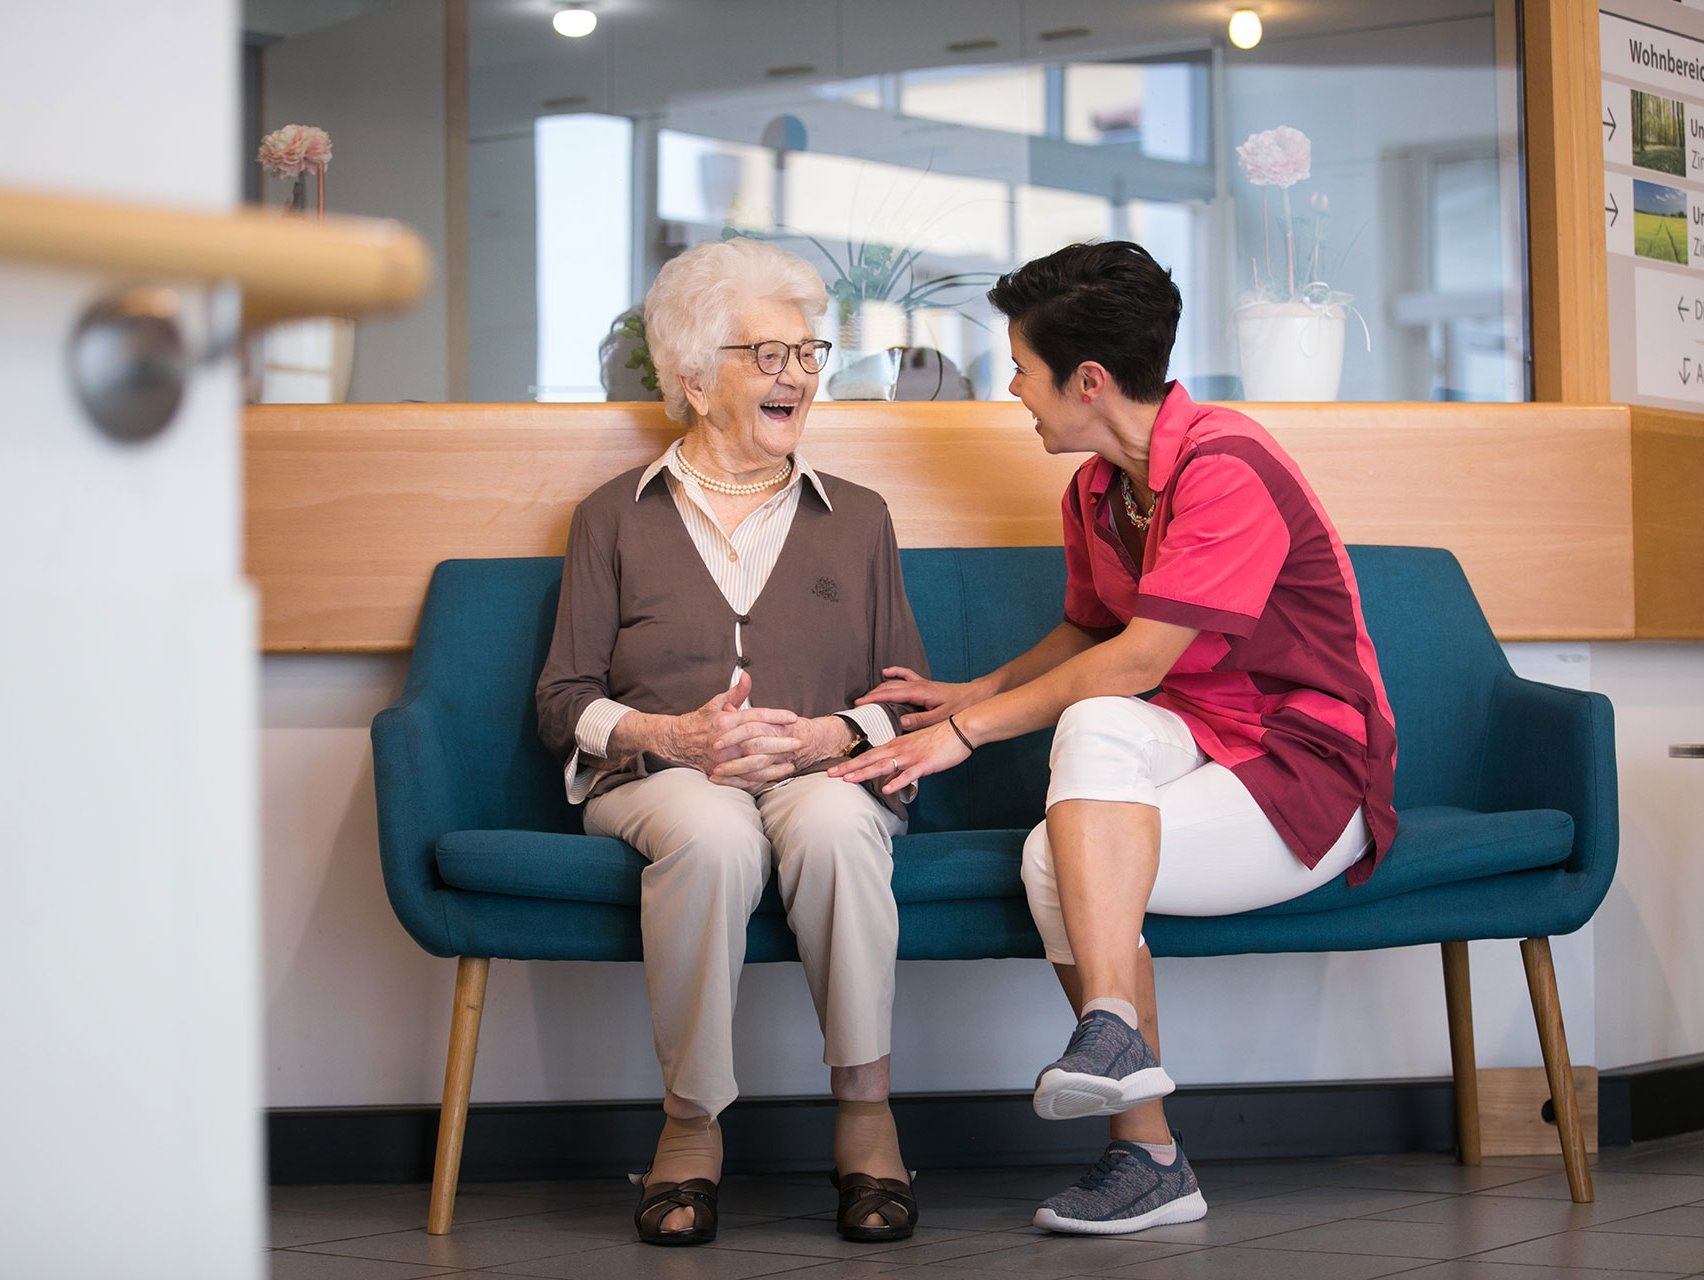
[666,672,841,792]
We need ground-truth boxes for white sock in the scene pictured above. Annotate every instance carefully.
[1135,1139,1177,1167]
[1082,997,1142,1030]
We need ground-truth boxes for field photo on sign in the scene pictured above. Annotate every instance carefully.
[1634,179,1689,264]
[1632,88,1687,178]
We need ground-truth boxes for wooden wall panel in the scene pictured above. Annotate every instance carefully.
[1633,408,1704,638]
[246,401,1633,651]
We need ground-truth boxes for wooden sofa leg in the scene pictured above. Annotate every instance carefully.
[1440,941,1481,1165]
[1519,937,1593,1203]
[428,956,491,1235]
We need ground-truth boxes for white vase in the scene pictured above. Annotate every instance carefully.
[1234,297,1348,401]
[254,316,356,403]
[827,301,908,401]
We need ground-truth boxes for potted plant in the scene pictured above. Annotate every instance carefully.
[253,124,355,403]
[1231,126,1365,401]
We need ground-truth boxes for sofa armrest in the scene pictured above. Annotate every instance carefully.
[371,688,479,957]
[1475,669,1619,913]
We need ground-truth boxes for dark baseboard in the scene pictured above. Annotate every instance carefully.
[270,1079,1463,1185]
[271,1058,1704,1184]
[1600,1054,1704,1145]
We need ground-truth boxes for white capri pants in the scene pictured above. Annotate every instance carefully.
[1022,696,1371,966]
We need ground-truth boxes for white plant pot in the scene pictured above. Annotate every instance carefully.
[827,301,908,401]
[1234,299,1347,401]
[254,316,356,403]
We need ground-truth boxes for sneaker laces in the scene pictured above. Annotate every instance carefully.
[1066,1013,1120,1060]
[1069,1144,1133,1192]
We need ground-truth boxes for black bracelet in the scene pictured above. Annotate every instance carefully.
[946,713,974,753]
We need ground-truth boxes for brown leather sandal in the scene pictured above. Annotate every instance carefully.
[831,1171,917,1242]
[634,1176,719,1246]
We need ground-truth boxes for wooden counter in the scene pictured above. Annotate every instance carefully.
[246,400,1634,652]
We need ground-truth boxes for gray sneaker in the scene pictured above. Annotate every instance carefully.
[1033,1140,1207,1235]
[1032,1010,1175,1120]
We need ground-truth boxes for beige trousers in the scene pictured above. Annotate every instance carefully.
[584,768,904,1117]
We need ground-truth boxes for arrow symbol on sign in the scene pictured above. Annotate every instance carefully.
[1683,358,1693,385]
[1605,105,1617,142]
[1680,295,1689,322]
[1608,191,1619,226]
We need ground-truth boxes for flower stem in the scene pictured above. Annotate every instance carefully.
[1282,187,1295,299]
[1262,188,1271,296]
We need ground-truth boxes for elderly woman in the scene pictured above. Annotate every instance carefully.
[535,237,925,1247]
[838,241,1398,1235]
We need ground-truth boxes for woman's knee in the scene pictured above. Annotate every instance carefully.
[644,801,768,884]
[1019,822,1053,895]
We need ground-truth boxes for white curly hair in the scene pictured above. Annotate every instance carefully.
[643,237,829,424]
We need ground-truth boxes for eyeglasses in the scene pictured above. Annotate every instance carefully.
[718,339,834,376]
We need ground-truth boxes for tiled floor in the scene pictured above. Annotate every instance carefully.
[269,1134,1704,1279]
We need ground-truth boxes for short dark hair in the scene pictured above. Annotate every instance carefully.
[987,241,1181,404]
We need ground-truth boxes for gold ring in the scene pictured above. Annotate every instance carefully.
[890,757,900,771]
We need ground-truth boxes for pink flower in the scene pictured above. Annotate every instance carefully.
[258,125,333,179]
[1310,192,1329,214]
[1236,126,1310,189]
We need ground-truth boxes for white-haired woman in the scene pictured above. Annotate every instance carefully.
[537,237,926,1247]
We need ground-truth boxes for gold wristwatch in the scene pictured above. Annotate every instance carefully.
[834,713,870,757]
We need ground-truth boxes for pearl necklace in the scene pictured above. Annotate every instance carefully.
[1119,470,1155,533]
[674,443,793,495]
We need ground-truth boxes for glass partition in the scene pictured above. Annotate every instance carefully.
[251,0,1527,404]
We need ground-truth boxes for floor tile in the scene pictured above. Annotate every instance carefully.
[267,1253,457,1279]
[1366,1190,1603,1237]
[1591,1206,1704,1237]
[715,1221,988,1261]
[486,1242,836,1279]
[1471,1228,1704,1273]
[1083,1243,1426,1279]
[1372,1263,1689,1280]
[1226,1184,1451,1219]
[923,1234,1198,1274]
[1244,1214,1545,1259]
[1129,1209,1333,1248]
[1478,1171,1704,1223]
[289,1220,599,1270]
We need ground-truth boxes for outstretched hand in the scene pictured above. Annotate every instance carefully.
[854,666,982,731]
[826,718,970,795]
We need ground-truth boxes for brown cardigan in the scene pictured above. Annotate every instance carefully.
[535,465,929,812]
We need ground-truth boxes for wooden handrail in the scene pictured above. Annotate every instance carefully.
[0,186,430,328]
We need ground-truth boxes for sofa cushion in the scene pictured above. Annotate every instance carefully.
[436,827,1032,909]
[1245,805,1574,917]
[436,808,1567,919]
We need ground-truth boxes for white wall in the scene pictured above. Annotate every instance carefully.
[260,0,450,402]
[257,639,1703,1111]
[1588,643,1704,1068]
[1,4,261,1276]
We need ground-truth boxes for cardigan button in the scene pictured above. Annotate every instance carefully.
[737,613,752,625]
[736,655,751,669]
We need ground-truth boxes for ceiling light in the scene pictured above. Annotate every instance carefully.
[1228,8,1263,49]
[553,5,597,38]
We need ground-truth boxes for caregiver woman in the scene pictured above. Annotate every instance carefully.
[837,241,1398,1236]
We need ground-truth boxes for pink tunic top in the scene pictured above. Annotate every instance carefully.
[1062,382,1398,885]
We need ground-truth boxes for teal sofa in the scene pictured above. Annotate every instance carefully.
[373,545,1617,1231]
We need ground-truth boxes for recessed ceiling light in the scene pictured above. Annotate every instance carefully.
[1228,8,1263,50]
[553,5,597,38]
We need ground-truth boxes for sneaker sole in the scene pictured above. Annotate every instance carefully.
[1032,1189,1207,1235]
[1031,1065,1176,1120]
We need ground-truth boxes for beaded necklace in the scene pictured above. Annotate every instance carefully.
[674,442,793,495]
